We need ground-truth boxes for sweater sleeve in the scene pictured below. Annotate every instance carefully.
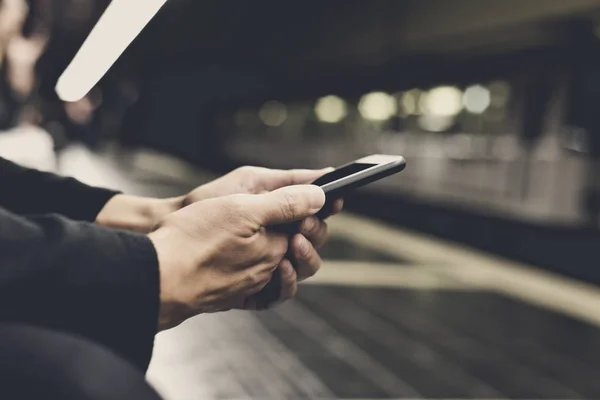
[0,206,160,371]
[0,157,119,222]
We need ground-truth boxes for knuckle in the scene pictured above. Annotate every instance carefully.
[236,166,256,178]
[302,217,317,234]
[243,230,262,248]
[245,270,267,287]
[223,194,243,210]
[263,237,285,263]
[226,194,252,215]
[220,197,249,227]
[278,237,290,256]
[282,191,298,221]
[242,233,267,259]
[270,246,287,263]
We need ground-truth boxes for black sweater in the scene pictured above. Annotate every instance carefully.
[0,157,160,371]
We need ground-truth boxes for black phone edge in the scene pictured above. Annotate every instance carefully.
[320,158,406,197]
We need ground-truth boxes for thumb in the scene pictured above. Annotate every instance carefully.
[260,167,334,191]
[250,185,326,226]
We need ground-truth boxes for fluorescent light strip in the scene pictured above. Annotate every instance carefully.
[56,0,167,102]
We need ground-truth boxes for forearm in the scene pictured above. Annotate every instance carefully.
[95,194,184,233]
[0,157,118,221]
[0,207,160,371]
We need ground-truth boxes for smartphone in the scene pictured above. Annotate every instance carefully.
[255,154,406,309]
[313,154,405,194]
[312,154,406,217]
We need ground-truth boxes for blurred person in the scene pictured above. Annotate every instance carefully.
[0,0,28,50]
[0,0,51,131]
[31,0,113,148]
[5,30,47,100]
[0,157,342,398]
[0,0,28,128]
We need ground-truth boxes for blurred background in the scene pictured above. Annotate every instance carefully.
[2,0,600,399]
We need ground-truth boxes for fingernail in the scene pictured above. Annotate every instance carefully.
[308,186,326,210]
[335,198,344,213]
[303,217,315,233]
[299,236,310,257]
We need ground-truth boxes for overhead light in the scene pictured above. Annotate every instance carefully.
[259,101,287,127]
[463,85,491,114]
[358,92,397,121]
[399,89,422,116]
[56,0,168,102]
[315,95,347,123]
[423,86,463,117]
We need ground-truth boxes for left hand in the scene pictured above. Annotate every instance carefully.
[183,166,333,203]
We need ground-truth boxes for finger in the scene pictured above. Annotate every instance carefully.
[233,228,286,266]
[278,258,298,301]
[290,234,323,281]
[242,261,294,310]
[299,217,329,249]
[315,197,345,220]
[330,198,344,216]
[250,185,325,226]
[263,230,289,264]
[260,167,334,191]
[241,264,274,294]
[245,277,279,311]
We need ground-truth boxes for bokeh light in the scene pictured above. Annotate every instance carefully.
[423,86,463,117]
[463,85,491,114]
[315,95,348,123]
[358,92,397,121]
[259,101,287,127]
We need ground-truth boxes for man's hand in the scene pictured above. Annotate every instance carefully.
[184,166,343,295]
[184,166,333,203]
[96,194,182,233]
[96,166,344,307]
[96,167,343,232]
[148,185,325,330]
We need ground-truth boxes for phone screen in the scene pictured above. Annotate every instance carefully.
[312,163,376,186]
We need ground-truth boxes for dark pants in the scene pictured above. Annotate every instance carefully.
[0,324,162,400]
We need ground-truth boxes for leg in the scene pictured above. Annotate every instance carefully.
[0,323,163,400]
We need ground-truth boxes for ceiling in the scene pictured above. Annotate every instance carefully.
[119,0,600,70]
[38,0,600,102]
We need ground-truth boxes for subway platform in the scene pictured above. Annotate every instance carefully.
[2,129,600,400]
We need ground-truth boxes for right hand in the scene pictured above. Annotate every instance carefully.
[148,185,325,331]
